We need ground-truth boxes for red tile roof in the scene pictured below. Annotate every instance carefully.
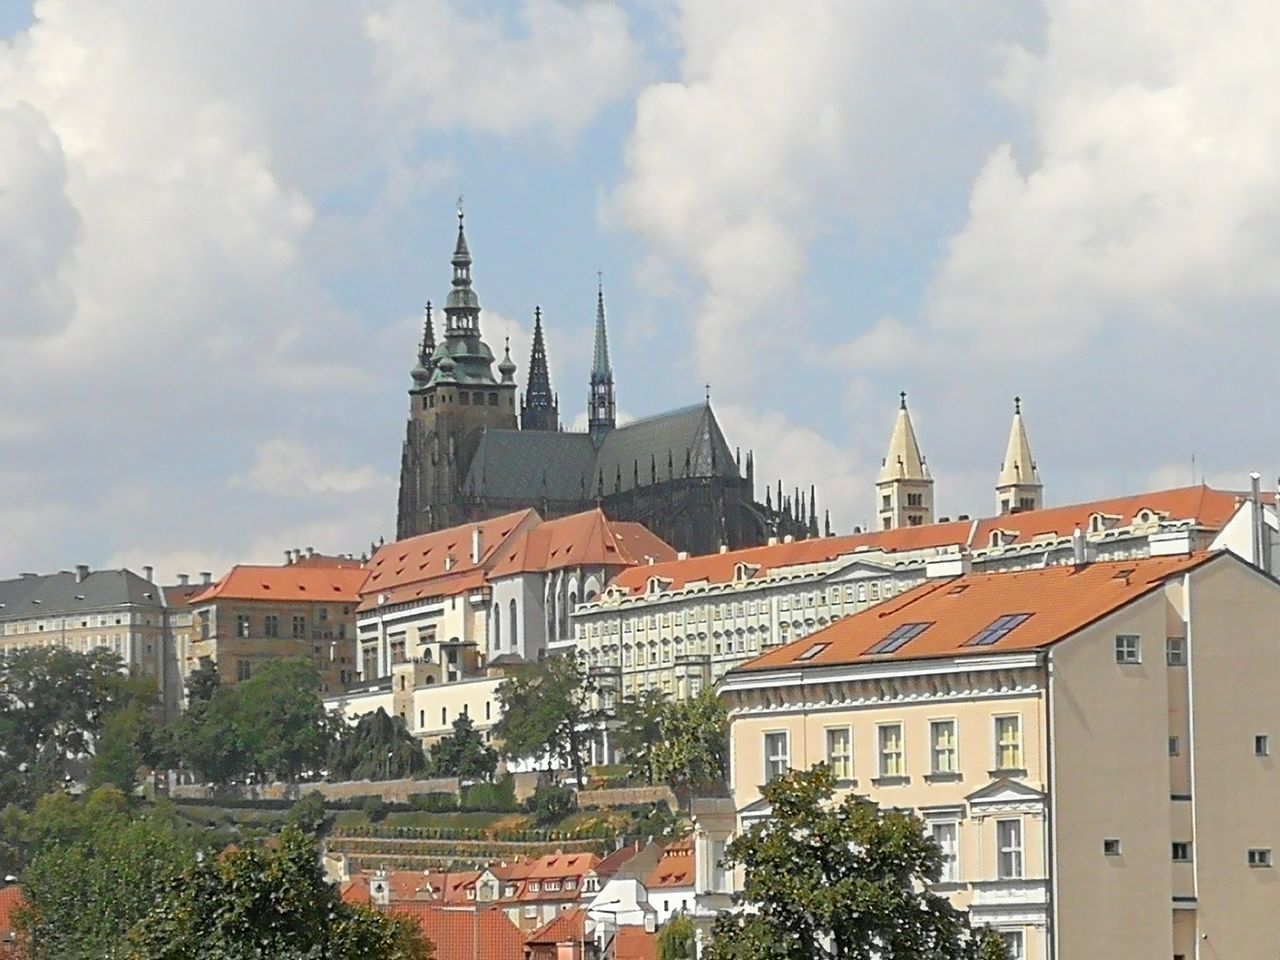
[488,510,676,578]
[735,553,1216,673]
[188,564,368,605]
[609,523,973,596]
[645,840,695,889]
[0,885,25,959]
[615,927,659,960]
[591,842,643,881]
[359,510,537,610]
[972,485,1241,548]
[391,904,524,960]
[526,907,586,945]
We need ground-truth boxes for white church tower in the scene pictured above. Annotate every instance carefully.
[876,392,934,530]
[996,396,1043,514]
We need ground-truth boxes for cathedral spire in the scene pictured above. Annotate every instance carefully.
[521,306,560,431]
[996,396,1043,514]
[588,274,616,446]
[411,301,435,388]
[875,392,934,530]
[445,203,481,335]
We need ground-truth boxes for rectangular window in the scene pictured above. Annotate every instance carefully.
[999,932,1025,960]
[1166,637,1186,666]
[930,822,959,882]
[867,622,932,655]
[1256,735,1270,757]
[826,727,852,781]
[264,614,279,638]
[292,615,306,639]
[236,614,251,638]
[968,613,1033,647]
[1172,841,1192,862]
[1169,736,1181,756]
[930,720,957,775]
[1103,838,1122,856]
[1115,634,1141,664]
[997,819,1023,879]
[236,659,251,681]
[764,732,790,783]
[878,724,904,778]
[995,716,1023,770]
[1248,848,1273,868]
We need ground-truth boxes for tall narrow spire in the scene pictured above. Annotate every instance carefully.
[411,302,435,387]
[445,203,481,336]
[875,392,934,530]
[996,395,1043,514]
[588,274,616,446]
[521,306,559,432]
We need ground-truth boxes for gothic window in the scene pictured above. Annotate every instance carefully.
[460,392,470,405]
[509,599,518,651]
[907,493,923,507]
[492,603,500,649]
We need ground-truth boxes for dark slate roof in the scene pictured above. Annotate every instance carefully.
[594,405,739,494]
[461,404,743,503]
[0,569,164,621]
[463,429,597,503]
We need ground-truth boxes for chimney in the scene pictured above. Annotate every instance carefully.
[1250,472,1266,572]
[925,549,971,579]
[471,527,483,565]
[1072,527,1088,567]
[200,571,212,585]
[767,536,779,547]
[142,565,154,582]
[75,564,89,583]
[676,551,690,561]
[178,573,189,586]
[783,535,794,544]
[719,544,728,554]
[284,550,293,565]
[306,546,315,558]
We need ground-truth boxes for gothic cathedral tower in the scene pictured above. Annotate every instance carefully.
[520,306,559,431]
[587,279,616,447]
[396,210,518,539]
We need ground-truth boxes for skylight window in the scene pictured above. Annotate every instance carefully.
[867,622,932,654]
[794,642,829,661]
[967,613,1033,646]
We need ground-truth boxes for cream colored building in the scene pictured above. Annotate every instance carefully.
[715,548,1280,960]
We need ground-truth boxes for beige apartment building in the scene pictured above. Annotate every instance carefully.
[186,558,367,694]
[716,549,1280,960]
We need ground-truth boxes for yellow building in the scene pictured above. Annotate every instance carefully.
[717,549,1280,960]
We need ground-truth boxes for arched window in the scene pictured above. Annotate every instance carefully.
[547,592,557,641]
[566,591,577,637]
[493,603,501,649]
[509,599,518,651]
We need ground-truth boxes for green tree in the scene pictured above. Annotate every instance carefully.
[493,653,598,787]
[327,708,427,782]
[184,659,220,708]
[613,689,668,785]
[235,660,335,781]
[126,826,429,959]
[18,787,202,960]
[659,914,696,960]
[427,714,498,780]
[651,690,728,790]
[705,766,1008,960]
[0,647,145,807]
[283,791,330,836]
[89,697,160,794]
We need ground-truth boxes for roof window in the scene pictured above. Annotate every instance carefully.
[867,622,932,654]
[794,642,829,661]
[967,613,1032,646]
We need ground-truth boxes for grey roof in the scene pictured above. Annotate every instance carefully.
[463,429,597,502]
[461,404,742,502]
[594,404,739,494]
[0,568,164,621]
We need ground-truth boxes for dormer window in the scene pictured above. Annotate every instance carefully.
[647,576,673,596]
[733,562,761,583]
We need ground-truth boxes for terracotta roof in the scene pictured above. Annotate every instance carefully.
[615,927,659,960]
[0,885,24,958]
[645,840,694,889]
[488,510,676,578]
[391,904,524,960]
[526,907,586,945]
[735,553,1216,673]
[523,852,599,880]
[161,583,206,611]
[592,842,642,880]
[973,485,1241,548]
[359,510,536,611]
[608,523,972,596]
[188,564,368,605]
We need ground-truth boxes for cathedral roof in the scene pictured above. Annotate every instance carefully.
[464,430,598,503]
[593,404,739,494]
[997,397,1040,489]
[877,393,929,483]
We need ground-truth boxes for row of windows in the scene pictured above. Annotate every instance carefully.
[234,613,348,640]
[4,613,138,634]
[419,700,493,729]
[424,390,502,408]
[1115,634,1185,665]
[1102,837,1271,867]
[763,716,1025,785]
[1170,733,1270,757]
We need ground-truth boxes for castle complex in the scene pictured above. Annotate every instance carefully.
[394,212,813,557]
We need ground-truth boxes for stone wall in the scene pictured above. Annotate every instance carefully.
[169,775,461,804]
[576,785,677,809]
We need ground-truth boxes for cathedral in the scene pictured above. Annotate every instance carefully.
[395,212,813,556]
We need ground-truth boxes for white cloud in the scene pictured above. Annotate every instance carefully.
[237,439,390,497]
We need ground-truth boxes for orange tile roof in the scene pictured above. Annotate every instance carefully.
[359,510,537,610]
[188,564,368,605]
[391,904,524,960]
[973,485,1241,548]
[645,839,695,889]
[489,510,676,578]
[161,583,206,611]
[0,885,24,959]
[526,907,586,945]
[592,842,643,880]
[736,553,1217,673]
[523,851,599,880]
[615,927,659,960]
[609,523,973,596]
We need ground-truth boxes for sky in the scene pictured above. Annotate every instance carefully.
[2,0,1279,582]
